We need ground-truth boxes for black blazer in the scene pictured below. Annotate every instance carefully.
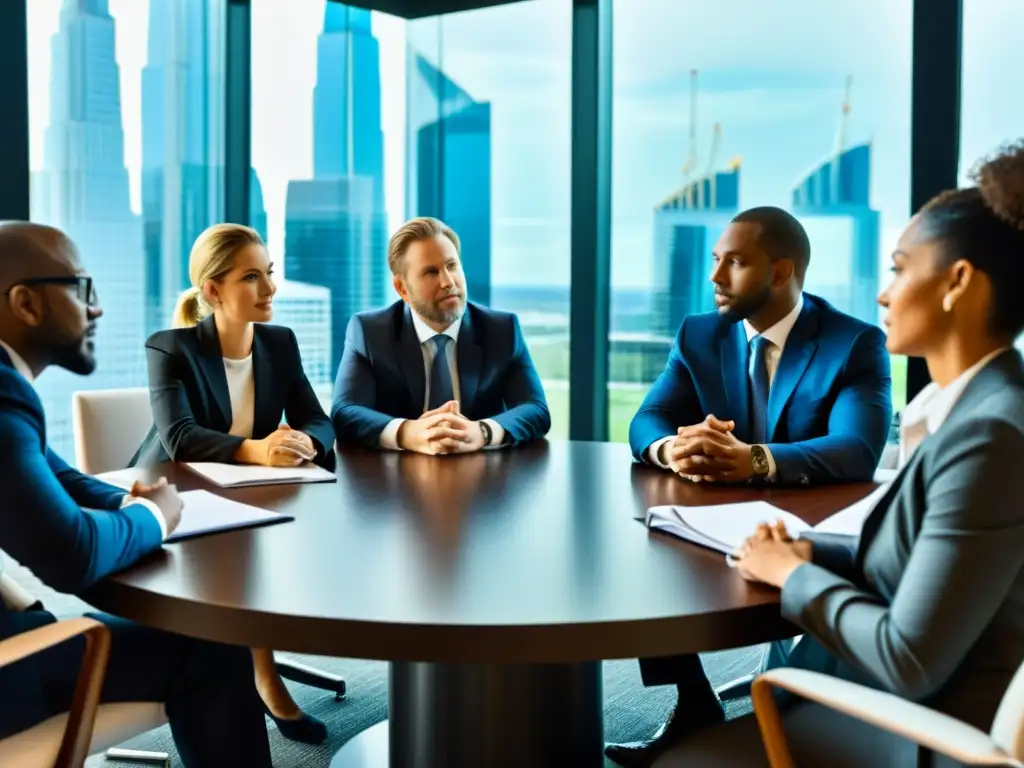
[131,316,335,467]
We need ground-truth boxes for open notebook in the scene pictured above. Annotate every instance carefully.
[645,502,811,556]
[183,462,335,488]
[644,484,891,559]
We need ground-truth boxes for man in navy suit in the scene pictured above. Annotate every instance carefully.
[607,207,892,767]
[0,223,271,765]
[331,216,550,453]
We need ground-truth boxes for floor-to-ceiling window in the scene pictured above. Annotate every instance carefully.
[27,0,226,460]
[606,0,913,442]
[960,0,1024,350]
[252,0,571,433]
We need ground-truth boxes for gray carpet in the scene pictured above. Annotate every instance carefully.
[6,558,758,767]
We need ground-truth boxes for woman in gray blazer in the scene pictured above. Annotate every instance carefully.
[654,141,1024,767]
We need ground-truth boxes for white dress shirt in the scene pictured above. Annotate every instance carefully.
[649,294,805,480]
[379,311,506,450]
[897,347,1010,468]
[223,355,255,439]
[0,339,167,539]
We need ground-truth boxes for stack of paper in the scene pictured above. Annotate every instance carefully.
[184,462,335,488]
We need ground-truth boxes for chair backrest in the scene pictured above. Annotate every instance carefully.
[991,658,1024,759]
[71,388,152,474]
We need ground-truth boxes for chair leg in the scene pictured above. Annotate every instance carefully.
[274,656,346,700]
[104,747,171,765]
[715,673,756,701]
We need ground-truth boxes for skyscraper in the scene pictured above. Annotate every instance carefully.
[406,53,492,305]
[792,142,880,323]
[284,3,388,377]
[31,0,148,459]
[141,0,226,335]
[651,166,741,335]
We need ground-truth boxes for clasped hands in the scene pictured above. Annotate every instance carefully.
[397,401,487,455]
[661,414,754,483]
[730,519,812,588]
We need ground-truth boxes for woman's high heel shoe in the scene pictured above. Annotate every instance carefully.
[263,703,328,745]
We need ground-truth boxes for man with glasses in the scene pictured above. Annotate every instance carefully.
[0,222,272,765]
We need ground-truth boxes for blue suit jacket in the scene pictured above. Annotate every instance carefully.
[629,294,892,484]
[0,348,163,736]
[331,301,551,448]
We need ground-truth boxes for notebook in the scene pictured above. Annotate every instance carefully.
[166,489,294,542]
[644,501,811,557]
[183,462,336,488]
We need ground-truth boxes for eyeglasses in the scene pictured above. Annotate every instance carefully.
[4,276,99,307]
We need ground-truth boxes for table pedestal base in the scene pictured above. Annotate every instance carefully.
[331,660,603,768]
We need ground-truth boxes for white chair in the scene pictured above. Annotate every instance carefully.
[0,616,168,768]
[752,663,1024,767]
[72,388,153,474]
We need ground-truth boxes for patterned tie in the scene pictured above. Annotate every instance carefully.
[749,335,771,445]
[427,335,455,411]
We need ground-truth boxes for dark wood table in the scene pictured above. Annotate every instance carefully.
[85,441,873,768]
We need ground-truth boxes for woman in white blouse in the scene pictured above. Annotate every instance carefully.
[133,223,335,744]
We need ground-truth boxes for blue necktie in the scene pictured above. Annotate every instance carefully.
[749,335,771,445]
[428,335,454,411]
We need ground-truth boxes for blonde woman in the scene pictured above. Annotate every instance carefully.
[132,224,333,744]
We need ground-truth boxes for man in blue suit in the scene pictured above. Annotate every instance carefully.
[332,216,550,453]
[0,223,272,765]
[607,207,892,767]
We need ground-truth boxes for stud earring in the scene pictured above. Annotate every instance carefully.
[942,295,953,312]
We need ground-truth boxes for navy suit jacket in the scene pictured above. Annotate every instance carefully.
[132,315,335,467]
[331,301,551,448]
[629,294,892,484]
[0,348,164,736]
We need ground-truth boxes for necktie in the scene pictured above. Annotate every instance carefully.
[428,335,455,411]
[749,335,771,445]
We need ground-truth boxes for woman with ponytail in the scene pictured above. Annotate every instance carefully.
[133,223,333,744]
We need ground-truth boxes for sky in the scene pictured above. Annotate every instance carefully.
[25,0,1024,291]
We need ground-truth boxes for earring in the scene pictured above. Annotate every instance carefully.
[942,295,953,312]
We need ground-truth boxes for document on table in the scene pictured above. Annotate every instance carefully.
[183,462,335,488]
[644,502,811,556]
[94,469,139,491]
[166,490,294,542]
[644,483,893,559]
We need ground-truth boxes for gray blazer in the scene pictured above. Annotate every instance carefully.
[782,349,1024,731]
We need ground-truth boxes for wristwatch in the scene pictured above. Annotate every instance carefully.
[750,444,770,479]
[478,420,493,446]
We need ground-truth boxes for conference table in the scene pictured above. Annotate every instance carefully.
[86,441,874,768]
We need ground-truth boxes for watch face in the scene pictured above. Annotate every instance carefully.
[751,446,769,475]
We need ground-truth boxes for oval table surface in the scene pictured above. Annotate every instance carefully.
[85,440,875,665]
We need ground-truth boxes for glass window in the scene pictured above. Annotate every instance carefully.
[960,0,1024,349]
[28,0,225,461]
[608,0,912,443]
[253,1,571,434]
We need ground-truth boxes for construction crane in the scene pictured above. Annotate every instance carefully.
[704,122,722,177]
[834,75,853,156]
[681,69,699,179]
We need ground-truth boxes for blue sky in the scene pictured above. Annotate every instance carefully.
[26,0,1024,290]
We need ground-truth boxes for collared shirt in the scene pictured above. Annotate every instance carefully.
[898,347,1010,468]
[379,311,506,451]
[649,295,805,479]
[0,339,167,539]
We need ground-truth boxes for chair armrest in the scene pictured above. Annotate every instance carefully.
[751,669,1023,768]
[0,618,112,768]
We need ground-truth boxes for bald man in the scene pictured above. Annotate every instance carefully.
[0,223,272,765]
